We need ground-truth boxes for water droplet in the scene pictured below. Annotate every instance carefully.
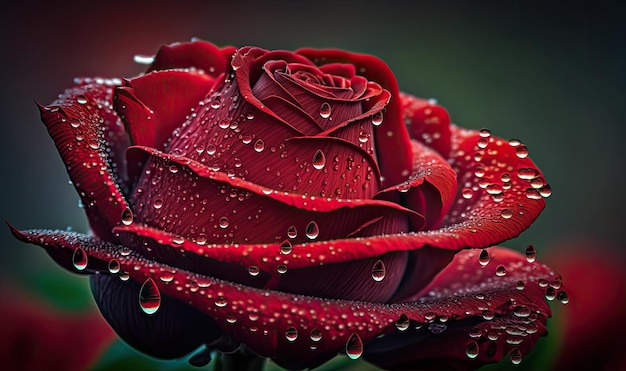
[219,216,230,229]
[557,290,569,304]
[254,139,265,152]
[153,199,163,209]
[465,341,479,359]
[479,249,490,266]
[539,185,552,198]
[133,54,155,64]
[477,137,489,149]
[210,95,221,109]
[358,130,369,143]
[500,209,513,219]
[525,245,536,263]
[319,102,331,119]
[346,333,363,360]
[108,259,120,274]
[517,168,537,180]
[545,287,557,301]
[516,145,529,158]
[371,260,386,282]
[287,225,297,239]
[482,310,495,320]
[371,111,383,126]
[280,240,293,255]
[72,247,88,271]
[285,327,298,342]
[395,314,410,331]
[495,265,507,277]
[277,264,288,274]
[469,327,482,338]
[248,266,260,276]
[509,348,523,365]
[509,139,521,146]
[312,149,326,170]
[215,296,227,307]
[76,95,88,104]
[310,329,322,342]
[305,221,319,240]
[119,271,130,281]
[479,128,492,138]
[525,188,542,200]
[139,278,161,315]
[516,280,525,290]
[462,188,473,199]
[121,207,134,225]
[514,306,532,317]
[218,119,229,129]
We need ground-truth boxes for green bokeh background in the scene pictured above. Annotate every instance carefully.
[1,1,624,370]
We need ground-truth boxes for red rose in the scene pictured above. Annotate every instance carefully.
[9,40,563,370]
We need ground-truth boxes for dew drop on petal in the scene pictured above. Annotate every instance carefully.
[545,287,557,301]
[462,188,473,199]
[277,264,288,274]
[72,247,88,271]
[479,249,490,266]
[558,290,569,304]
[305,221,319,240]
[510,348,523,365]
[516,280,525,290]
[517,168,537,180]
[285,327,298,342]
[477,137,489,149]
[371,111,383,126]
[525,245,536,263]
[496,265,507,277]
[482,310,495,320]
[371,260,386,282]
[465,341,479,359]
[280,240,293,255]
[139,278,161,315]
[312,149,326,170]
[395,314,410,331]
[310,329,322,342]
[153,199,163,209]
[500,209,513,219]
[76,95,88,105]
[469,327,482,338]
[121,207,134,225]
[287,225,297,239]
[516,145,529,158]
[479,128,492,138]
[248,266,260,276]
[346,333,363,360]
[215,296,228,307]
[254,139,265,152]
[539,185,552,198]
[320,102,331,118]
[108,258,120,274]
[119,271,130,281]
[219,217,230,229]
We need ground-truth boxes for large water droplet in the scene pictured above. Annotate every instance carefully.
[371,260,386,282]
[557,290,569,304]
[285,327,298,342]
[346,333,363,360]
[509,348,523,365]
[72,247,88,271]
[139,278,161,315]
[395,314,410,331]
[319,102,331,119]
[479,249,490,266]
[305,221,319,240]
[312,149,326,170]
[465,341,479,359]
[108,259,120,274]
[121,207,134,225]
[280,240,293,255]
[539,185,552,198]
[371,111,383,126]
[525,245,536,263]
[515,145,529,158]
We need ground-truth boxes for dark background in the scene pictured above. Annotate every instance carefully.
[1,1,624,370]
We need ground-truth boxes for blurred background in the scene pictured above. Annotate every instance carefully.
[1,1,624,370]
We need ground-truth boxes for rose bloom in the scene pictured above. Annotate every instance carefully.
[10,40,563,370]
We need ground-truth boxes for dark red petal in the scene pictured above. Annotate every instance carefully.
[128,146,422,245]
[38,81,129,242]
[113,69,215,150]
[376,139,457,231]
[10,227,559,370]
[145,40,236,78]
[318,63,356,79]
[401,92,452,157]
[442,125,548,245]
[296,48,413,188]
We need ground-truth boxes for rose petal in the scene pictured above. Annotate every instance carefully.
[296,48,413,188]
[113,69,216,150]
[10,227,558,370]
[145,40,236,78]
[401,92,453,157]
[37,81,129,242]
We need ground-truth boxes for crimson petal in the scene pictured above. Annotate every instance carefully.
[145,40,236,78]
[296,48,413,188]
[401,92,453,157]
[37,81,129,242]
[10,226,559,370]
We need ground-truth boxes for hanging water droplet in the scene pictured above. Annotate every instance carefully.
[310,329,322,342]
[72,247,88,271]
[219,216,230,229]
[557,290,569,304]
[479,249,490,266]
[371,260,386,282]
[346,333,363,360]
[371,111,383,126]
[139,278,161,315]
[254,139,265,152]
[312,149,326,170]
[305,221,319,240]
[515,145,529,158]
[121,207,134,225]
[280,240,293,255]
[395,314,410,331]
[525,245,536,263]
[287,225,297,239]
[248,266,260,276]
[509,348,523,365]
[545,287,557,301]
[495,265,507,277]
[153,199,163,209]
[285,327,298,342]
[465,341,479,359]
[108,259,120,274]
[76,95,88,105]
[319,102,331,119]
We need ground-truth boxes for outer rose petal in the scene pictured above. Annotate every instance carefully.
[296,48,413,188]
[38,80,129,242]
[10,226,560,370]
[401,92,452,157]
[145,40,236,78]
